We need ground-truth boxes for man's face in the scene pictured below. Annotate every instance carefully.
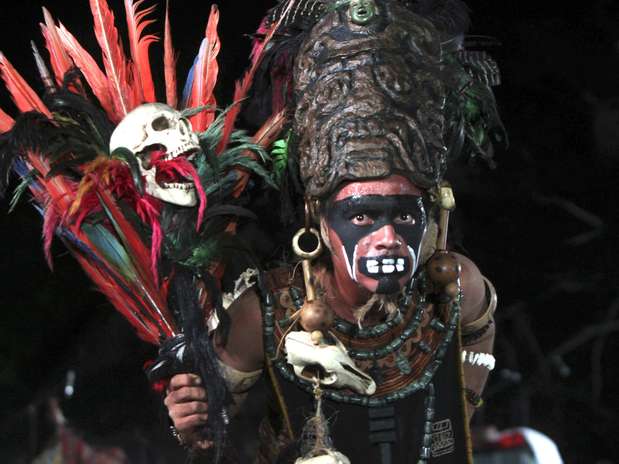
[323,175,427,295]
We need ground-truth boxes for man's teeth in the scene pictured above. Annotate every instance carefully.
[366,258,406,274]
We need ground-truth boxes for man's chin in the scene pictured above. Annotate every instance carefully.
[375,277,404,295]
[357,276,405,296]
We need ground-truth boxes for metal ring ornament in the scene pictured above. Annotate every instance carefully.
[292,227,323,260]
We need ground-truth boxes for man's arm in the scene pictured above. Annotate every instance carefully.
[457,254,497,421]
[164,288,265,448]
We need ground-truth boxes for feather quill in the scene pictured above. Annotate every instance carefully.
[89,0,133,118]
[56,23,115,119]
[31,41,56,94]
[40,8,73,86]
[164,0,177,108]
[0,52,51,117]
[186,5,220,132]
[124,0,158,103]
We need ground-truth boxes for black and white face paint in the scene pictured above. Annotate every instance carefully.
[326,195,427,294]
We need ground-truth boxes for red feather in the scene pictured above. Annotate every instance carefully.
[187,5,220,132]
[96,186,170,317]
[164,0,178,108]
[72,251,167,344]
[0,107,13,133]
[56,22,116,119]
[89,0,134,118]
[0,52,51,117]
[217,0,294,154]
[40,7,73,86]
[124,0,158,103]
[31,41,56,94]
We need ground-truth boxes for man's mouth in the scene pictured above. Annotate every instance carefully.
[359,256,410,277]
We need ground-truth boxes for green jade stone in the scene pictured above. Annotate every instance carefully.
[349,0,377,25]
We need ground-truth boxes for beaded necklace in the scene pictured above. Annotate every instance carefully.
[261,273,461,407]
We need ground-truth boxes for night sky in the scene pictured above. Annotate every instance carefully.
[0,1,618,462]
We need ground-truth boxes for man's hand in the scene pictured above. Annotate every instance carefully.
[164,373,212,449]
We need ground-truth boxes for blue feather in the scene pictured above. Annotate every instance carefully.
[181,53,201,109]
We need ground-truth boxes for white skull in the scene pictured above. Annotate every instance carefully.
[285,331,377,395]
[295,450,351,464]
[109,103,201,206]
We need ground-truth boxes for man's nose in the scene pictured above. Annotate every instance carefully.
[374,224,401,250]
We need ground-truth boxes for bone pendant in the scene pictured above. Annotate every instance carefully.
[285,331,377,395]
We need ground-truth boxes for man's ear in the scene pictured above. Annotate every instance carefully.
[319,216,333,252]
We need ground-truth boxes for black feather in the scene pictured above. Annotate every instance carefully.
[170,268,230,464]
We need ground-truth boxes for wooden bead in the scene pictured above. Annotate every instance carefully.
[299,299,334,332]
[427,252,461,286]
[444,282,460,299]
[310,330,324,345]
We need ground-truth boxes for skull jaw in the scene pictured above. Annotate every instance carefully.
[143,168,198,207]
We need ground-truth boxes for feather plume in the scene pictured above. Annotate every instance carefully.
[96,186,172,327]
[56,23,115,119]
[163,0,178,108]
[89,0,133,118]
[0,107,13,133]
[31,41,56,94]
[63,229,169,343]
[217,0,294,154]
[0,52,51,117]
[124,0,158,103]
[186,5,220,132]
[232,109,286,198]
[40,8,73,86]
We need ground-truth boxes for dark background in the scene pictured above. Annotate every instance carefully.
[0,1,618,462]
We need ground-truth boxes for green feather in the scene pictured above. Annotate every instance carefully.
[9,169,38,213]
[82,223,138,282]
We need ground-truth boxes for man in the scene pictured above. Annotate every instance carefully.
[165,0,501,462]
[165,178,495,463]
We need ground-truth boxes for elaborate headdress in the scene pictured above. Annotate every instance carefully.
[256,0,505,200]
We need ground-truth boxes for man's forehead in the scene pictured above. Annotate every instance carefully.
[333,175,424,202]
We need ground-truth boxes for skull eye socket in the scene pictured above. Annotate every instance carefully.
[152,116,171,131]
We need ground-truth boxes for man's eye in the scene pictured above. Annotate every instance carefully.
[351,214,373,225]
[394,213,415,225]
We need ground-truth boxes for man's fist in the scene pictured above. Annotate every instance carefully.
[164,373,212,449]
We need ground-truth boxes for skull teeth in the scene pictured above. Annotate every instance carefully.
[167,142,199,159]
[162,182,196,190]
